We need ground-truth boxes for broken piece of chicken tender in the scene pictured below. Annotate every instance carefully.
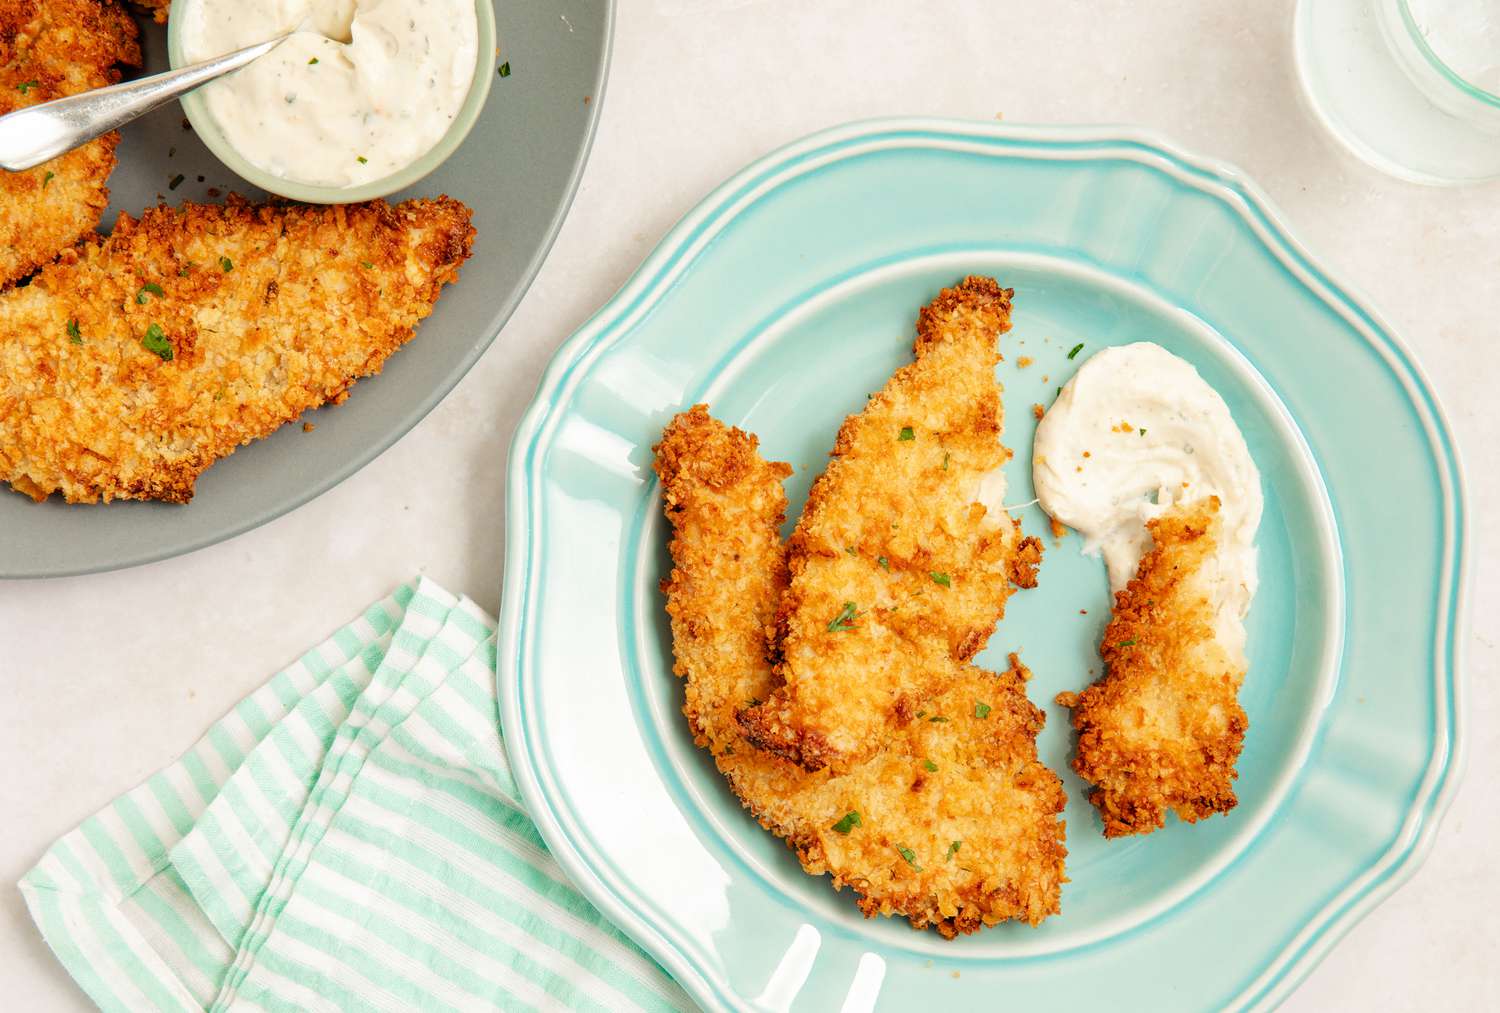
[0,196,474,503]
[1057,499,1249,837]
[737,276,1041,774]
[656,405,1066,935]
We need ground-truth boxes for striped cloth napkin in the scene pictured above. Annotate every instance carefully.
[20,578,692,1012]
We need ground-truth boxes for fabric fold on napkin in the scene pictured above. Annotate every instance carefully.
[20,578,691,1012]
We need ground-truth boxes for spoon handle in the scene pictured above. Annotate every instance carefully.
[0,34,290,172]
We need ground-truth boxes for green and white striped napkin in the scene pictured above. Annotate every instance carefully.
[20,578,692,1012]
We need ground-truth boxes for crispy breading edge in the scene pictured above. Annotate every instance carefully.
[0,0,142,287]
[655,405,1067,936]
[1057,498,1249,837]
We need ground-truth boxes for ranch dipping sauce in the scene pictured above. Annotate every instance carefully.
[180,0,478,188]
[1033,342,1263,654]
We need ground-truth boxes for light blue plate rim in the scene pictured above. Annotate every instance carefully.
[497,118,1469,1011]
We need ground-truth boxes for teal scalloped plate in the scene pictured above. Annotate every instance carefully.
[497,119,1468,1011]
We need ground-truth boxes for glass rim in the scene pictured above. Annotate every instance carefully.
[1397,0,1500,108]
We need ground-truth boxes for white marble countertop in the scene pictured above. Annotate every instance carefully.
[2,1,1495,1009]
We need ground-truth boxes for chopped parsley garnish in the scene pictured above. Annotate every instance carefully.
[65,319,82,344]
[356,155,369,164]
[219,256,234,272]
[928,715,949,723]
[845,546,857,555]
[1067,342,1084,360]
[1056,386,1063,398]
[497,61,511,77]
[877,556,889,571]
[168,173,185,190]
[141,323,172,361]
[135,282,164,305]
[921,759,938,772]
[178,261,195,277]
[17,80,37,94]
[308,57,320,65]
[941,451,949,470]
[360,260,374,269]
[1117,638,1137,648]
[915,710,926,719]
[42,170,54,189]
[929,571,951,588]
[897,426,915,441]
[832,811,862,834]
[896,846,922,871]
[946,840,962,862]
[974,701,992,719]
[1139,428,1147,437]
[827,602,858,633]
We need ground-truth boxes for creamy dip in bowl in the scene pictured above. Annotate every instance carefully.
[170,0,496,203]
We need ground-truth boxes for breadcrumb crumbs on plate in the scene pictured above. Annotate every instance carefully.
[1032,403,1045,421]
[302,422,315,432]
[1017,355,1033,368]
[1050,516,1068,540]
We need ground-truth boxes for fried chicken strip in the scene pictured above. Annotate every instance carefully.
[0,0,140,287]
[1056,498,1248,837]
[656,406,1065,935]
[738,276,1041,773]
[0,196,475,503]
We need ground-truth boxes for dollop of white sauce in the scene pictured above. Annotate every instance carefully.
[1033,342,1262,652]
[181,0,478,188]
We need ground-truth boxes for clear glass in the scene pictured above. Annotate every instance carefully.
[1295,0,1500,184]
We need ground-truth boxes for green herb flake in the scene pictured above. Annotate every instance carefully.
[929,571,951,588]
[896,846,922,871]
[308,56,320,65]
[832,811,862,834]
[65,319,82,344]
[946,840,962,862]
[974,701,992,719]
[1056,386,1063,398]
[17,80,38,94]
[845,546,858,556]
[897,426,915,441]
[360,260,374,269]
[42,170,54,189]
[135,282,164,305]
[915,710,926,719]
[928,715,949,723]
[1117,638,1137,648]
[1067,342,1084,360]
[178,261,195,277]
[1139,428,1147,437]
[141,323,173,361]
[827,601,859,633]
[941,451,949,470]
[356,155,369,164]
[921,759,938,772]
[219,256,234,273]
[168,173,185,190]
[877,556,890,571]
[497,60,511,77]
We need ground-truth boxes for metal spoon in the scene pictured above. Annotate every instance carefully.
[0,33,292,172]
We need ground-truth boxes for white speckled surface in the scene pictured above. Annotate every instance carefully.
[2,1,1494,1009]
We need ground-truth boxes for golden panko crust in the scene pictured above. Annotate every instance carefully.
[0,0,141,287]
[0,196,475,504]
[738,276,1042,773]
[1057,498,1248,837]
[655,405,1066,936]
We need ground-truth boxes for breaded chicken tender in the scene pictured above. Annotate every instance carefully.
[0,0,140,287]
[0,196,474,503]
[1057,498,1248,837]
[656,406,1066,935]
[738,277,1041,773]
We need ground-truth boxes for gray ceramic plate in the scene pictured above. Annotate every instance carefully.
[0,0,613,578]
